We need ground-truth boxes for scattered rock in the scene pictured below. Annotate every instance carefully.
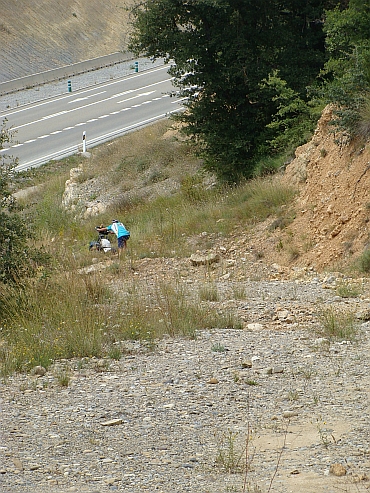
[283,411,299,419]
[100,419,123,427]
[241,360,253,368]
[1,261,369,493]
[246,323,264,330]
[11,458,23,471]
[190,252,220,266]
[31,366,46,376]
[329,463,347,477]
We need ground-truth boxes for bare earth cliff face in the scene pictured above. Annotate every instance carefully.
[0,0,134,82]
[283,106,369,271]
[243,106,370,273]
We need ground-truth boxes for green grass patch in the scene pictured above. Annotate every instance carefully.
[317,307,358,341]
[357,248,370,273]
[0,276,241,377]
[335,281,362,298]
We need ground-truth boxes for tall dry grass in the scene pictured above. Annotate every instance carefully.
[1,120,297,377]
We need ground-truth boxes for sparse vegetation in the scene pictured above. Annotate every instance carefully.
[317,307,358,341]
[0,117,366,381]
[336,281,362,298]
[211,343,225,353]
[357,248,370,273]
[55,368,72,387]
[215,429,246,474]
[0,272,241,376]
[199,283,219,302]
[313,415,336,448]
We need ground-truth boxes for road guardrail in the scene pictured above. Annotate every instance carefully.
[0,52,135,96]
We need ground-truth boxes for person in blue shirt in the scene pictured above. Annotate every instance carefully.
[96,220,130,256]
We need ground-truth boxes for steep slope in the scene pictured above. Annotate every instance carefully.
[280,106,370,271]
[231,106,369,273]
[61,107,370,274]
[0,0,134,82]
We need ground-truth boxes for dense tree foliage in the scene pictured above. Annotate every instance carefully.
[0,121,47,284]
[129,0,333,180]
[320,0,370,136]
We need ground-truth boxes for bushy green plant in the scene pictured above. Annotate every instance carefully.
[252,154,287,178]
[356,96,370,139]
[260,71,320,156]
[357,248,370,273]
[317,307,358,341]
[0,120,49,284]
[319,2,370,136]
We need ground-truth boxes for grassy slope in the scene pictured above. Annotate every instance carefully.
[1,120,298,376]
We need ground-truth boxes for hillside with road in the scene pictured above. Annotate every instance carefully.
[0,0,134,82]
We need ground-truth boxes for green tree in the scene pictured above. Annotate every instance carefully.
[260,71,320,156]
[320,0,370,135]
[0,120,47,284]
[129,0,330,181]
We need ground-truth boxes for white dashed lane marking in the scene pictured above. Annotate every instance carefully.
[7,94,173,150]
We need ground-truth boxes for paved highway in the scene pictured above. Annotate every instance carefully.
[0,65,183,171]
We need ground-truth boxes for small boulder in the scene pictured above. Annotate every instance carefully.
[190,252,220,266]
[31,366,46,377]
[329,463,347,477]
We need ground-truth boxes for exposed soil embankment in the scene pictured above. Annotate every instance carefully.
[243,106,370,272]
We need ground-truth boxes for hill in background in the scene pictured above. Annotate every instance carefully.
[0,0,134,82]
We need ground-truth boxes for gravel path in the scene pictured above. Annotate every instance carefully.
[1,264,370,493]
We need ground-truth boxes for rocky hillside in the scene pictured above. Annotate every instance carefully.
[270,105,369,272]
[63,106,370,274]
[4,110,370,493]
[3,0,369,273]
[0,0,134,82]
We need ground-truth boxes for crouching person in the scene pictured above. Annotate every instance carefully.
[97,219,130,257]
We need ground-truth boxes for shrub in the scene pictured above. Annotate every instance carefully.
[357,248,370,273]
[317,307,358,341]
[355,97,370,140]
[0,120,49,283]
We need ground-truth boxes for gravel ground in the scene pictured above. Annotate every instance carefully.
[1,263,370,493]
[1,57,370,493]
[0,57,165,112]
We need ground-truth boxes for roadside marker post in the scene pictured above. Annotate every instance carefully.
[68,79,72,92]
[82,131,86,153]
[134,61,139,72]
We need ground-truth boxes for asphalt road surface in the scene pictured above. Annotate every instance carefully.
[0,65,183,171]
